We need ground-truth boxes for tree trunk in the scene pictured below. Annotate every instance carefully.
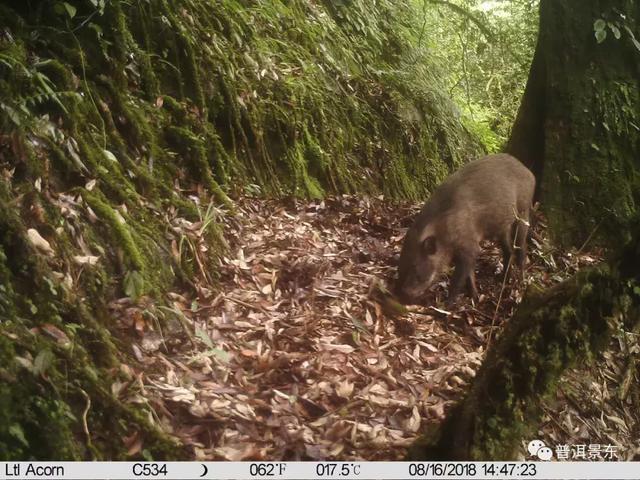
[408,226,640,460]
[507,0,640,246]
[409,0,640,460]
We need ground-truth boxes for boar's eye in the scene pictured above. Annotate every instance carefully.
[421,236,437,255]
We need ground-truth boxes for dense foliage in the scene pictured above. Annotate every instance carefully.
[414,0,539,150]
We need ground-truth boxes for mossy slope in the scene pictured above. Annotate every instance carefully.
[0,0,478,459]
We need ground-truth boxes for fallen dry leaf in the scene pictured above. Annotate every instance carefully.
[27,228,54,256]
[125,196,636,461]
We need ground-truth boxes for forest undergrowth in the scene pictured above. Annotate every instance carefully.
[114,194,638,460]
[0,0,479,458]
[2,0,637,461]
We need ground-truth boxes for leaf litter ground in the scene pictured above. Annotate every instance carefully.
[115,195,639,460]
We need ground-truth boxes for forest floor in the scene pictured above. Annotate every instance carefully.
[108,196,639,461]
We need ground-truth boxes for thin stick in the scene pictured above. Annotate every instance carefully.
[486,207,532,348]
[79,388,93,453]
[575,220,603,257]
[486,249,512,350]
[486,215,524,349]
[225,295,270,315]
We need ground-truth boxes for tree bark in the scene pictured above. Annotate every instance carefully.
[409,0,640,460]
[507,0,640,246]
[408,225,640,460]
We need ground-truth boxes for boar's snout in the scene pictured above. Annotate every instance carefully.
[395,270,436,304]
[395,230,439,304]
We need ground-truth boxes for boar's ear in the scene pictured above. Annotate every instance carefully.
[421,236,437,255]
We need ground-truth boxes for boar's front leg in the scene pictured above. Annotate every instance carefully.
[499,233,513,280]
[449,252,478,301]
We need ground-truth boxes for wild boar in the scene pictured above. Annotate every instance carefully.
[396,153,535,303]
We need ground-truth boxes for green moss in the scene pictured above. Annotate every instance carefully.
[130,2,161,98]
[523,1,640,247]
[204,128,233,185]
[157,0,205,109]
[82,191,145,272]
[410,259,639,460]
[286,139,325,199]
[0,246,17,318]
[0,335,81,460]
[0,0,480,460]
[165,126,232,207]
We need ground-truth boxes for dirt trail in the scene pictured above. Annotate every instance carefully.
[111,196,635,460]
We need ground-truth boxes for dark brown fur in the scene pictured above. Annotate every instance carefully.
[396,154,535,303]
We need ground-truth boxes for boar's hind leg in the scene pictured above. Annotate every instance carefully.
[467,270,478,299]
[513,219,529,277]
[450,254,478,300]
